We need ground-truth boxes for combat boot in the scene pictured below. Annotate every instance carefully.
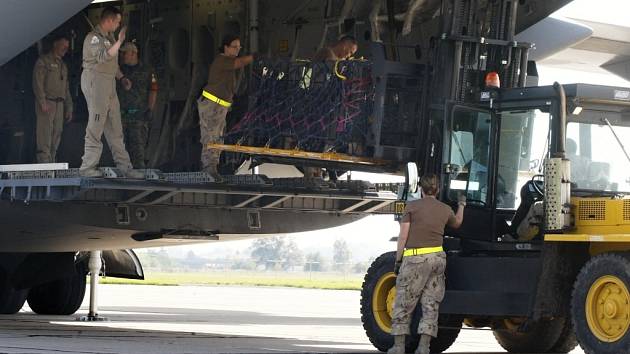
[203,167,223,183]
[387,335,405,354]
[79,168,103,178]
[121,168,145,179]
[414,334,431,354]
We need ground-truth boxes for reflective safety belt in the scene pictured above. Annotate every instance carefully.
[202,90,232,108]
[403,246,444,257]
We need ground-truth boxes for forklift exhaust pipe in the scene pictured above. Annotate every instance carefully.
[553,82,567,159]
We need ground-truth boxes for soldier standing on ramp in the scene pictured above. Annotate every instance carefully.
[32,35,73,163]
[388,174,465,354]
[118,42,157,169]
[198,34,254,181]
[79,6,143,178]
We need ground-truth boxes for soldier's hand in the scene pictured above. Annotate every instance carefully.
[40,101,51,113]
[394,261,402,276]
[65,111,73,123]
[121,77,132,91]
[458,194,467,207]
[118,26,127,43]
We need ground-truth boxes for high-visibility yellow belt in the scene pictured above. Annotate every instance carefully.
[202,90,232,107]
[403,246,443,257]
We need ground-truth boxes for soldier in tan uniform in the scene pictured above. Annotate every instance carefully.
[79,6,143,178]
[32,35,73,163]
[198,34,254,181]
[312,36,358,61]
[388,174,465,354]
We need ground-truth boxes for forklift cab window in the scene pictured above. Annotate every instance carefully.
[567,121,630,192]
[495,109,550,209]
[447,108,492,205]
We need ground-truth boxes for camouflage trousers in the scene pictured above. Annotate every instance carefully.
[122,117,149,169]
[197,96,228,174]
[390,251,447,337]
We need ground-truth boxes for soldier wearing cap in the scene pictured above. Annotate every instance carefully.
[32,35,73,163]
[388,174,465,354]
[197,34,255,181]
[118,42,157,169]
[79,6,143,178]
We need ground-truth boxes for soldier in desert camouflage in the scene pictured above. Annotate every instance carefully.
[388,174,466,354]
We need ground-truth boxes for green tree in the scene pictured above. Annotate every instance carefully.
[304,252,324,272]
[333,239,351,272]
[250,236,303,270]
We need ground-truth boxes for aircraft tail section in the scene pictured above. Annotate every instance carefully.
[0,0,93,65]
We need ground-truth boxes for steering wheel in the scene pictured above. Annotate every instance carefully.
[464,198,487,207]
[530,175,544,197]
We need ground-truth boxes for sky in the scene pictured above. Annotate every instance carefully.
[144,0,630,263]
[538,0,630,86]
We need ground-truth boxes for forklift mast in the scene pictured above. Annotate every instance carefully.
[419,0,532,174]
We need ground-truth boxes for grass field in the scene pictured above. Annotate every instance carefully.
[98,270,364,290]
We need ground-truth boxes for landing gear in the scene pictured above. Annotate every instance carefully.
[360,251,462,353]
[78,250,107,321]
[0,270,27,314]
[571,253,630,354]
[27,266,86,315]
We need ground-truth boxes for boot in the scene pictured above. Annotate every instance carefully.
[414,334,431,354]
[387,335,405,354]
[203,166,223,183]
[79,167,103,178]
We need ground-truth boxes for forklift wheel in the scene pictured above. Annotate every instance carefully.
[571,253,630,354]
[360,251,462,353]
[492,317,576,353]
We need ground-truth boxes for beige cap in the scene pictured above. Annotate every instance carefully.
[120,42,138,53]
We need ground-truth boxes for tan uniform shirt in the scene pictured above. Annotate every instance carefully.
[402,197,456,248]
[82,25,119,76]
[312,46,338,61]
[203,55,241,102]
[32,52,73,114]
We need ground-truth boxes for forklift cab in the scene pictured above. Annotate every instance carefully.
[440,83,630,247]
[440,86,557,246]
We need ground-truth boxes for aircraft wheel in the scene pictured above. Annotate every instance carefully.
[0,270,27,314]
[572,253,630,354]
[360,251,462,353]
[27,270,86,315]
[493,317,574,353]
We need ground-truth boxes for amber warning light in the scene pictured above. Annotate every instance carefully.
[485,72,500,88]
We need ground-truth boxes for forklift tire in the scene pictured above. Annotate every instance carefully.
[360,251,463,353]
[27,270,86,315]
[0,271,27,314]
[492,317,571,353]
[548,317,578,353]
[571,253,630,354]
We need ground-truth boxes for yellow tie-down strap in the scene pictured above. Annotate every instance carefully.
[206,143,391,166]
[202,90,232,108]
[403,246,444,257]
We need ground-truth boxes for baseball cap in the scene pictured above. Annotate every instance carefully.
[120,42,138,52]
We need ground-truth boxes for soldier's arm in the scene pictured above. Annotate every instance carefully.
[32,59,47,108]
[396,222,410,263]
[234,55,254,69]
[447,201,466,229]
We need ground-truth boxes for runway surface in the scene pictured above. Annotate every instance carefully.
[0,284,585,353]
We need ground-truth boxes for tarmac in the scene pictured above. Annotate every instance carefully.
[0,284,585,354]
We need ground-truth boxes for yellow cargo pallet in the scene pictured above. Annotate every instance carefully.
[207,143,390,166]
